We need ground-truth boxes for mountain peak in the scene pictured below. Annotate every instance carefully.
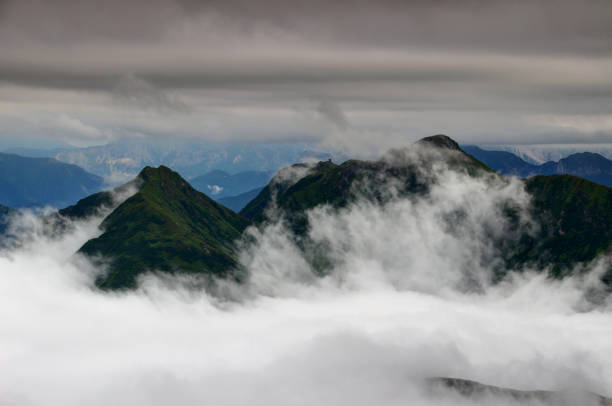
[136,165,194,194]
[417,134,461,151]
[138,165,179,181]
[79,166,250,289]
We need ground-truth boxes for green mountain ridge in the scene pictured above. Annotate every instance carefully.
[73,135,612,290]
[241,135,492,232]
[520,175,612,279]
[242,135,612,283]
[79,166,250,289]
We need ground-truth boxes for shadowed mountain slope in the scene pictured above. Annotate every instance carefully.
[517,175,612,279]
[0,204,13,234]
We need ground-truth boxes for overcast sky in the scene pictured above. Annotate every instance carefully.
[0,0,610,153]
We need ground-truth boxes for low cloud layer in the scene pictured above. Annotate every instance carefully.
[0,0,610,151]
[1,159,611,405]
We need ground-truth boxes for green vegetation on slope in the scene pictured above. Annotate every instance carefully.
[74,135,612,290]
[242,135,612,283]
[240,135,494,274]
[513,175,612,279]
[57,178,140,221]
[80,166,250,289]
[241,135,491,233]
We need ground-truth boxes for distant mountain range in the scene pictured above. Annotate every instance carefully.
[486,144,612,164]
[5,141,334,184]
[463,146,612,187]
[36,135,609,291]
[0,152,104,208]
[217,187,264,212]
[190,170,273,199]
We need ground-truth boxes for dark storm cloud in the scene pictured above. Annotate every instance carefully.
[0,0,610,147]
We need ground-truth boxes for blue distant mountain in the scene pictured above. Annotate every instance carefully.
[3,140,343,186]
[217,187,264,212]
[41,140,326,183]
[0,153,104,208]
[190,170,274,200]
[463,146,612,187]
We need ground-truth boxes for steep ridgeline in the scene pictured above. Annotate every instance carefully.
[464,146,612,187]
[0,152,103,208]
[34,179,142,240]
[79,166,250,289]
[241,135,490,233]
[243,135,612,283]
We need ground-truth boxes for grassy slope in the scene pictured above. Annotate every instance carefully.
[242,135,490,229]
[80,166,250,289]
[241,136,612,282]
[240,135,493,273]
[516,175,612,277]
[72,135,612,289]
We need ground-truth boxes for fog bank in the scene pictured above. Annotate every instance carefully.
[1,166,611,405]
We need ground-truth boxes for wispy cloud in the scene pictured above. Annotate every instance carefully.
[1,154,611,405]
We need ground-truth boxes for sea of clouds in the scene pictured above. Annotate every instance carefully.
[1,161,611,406]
